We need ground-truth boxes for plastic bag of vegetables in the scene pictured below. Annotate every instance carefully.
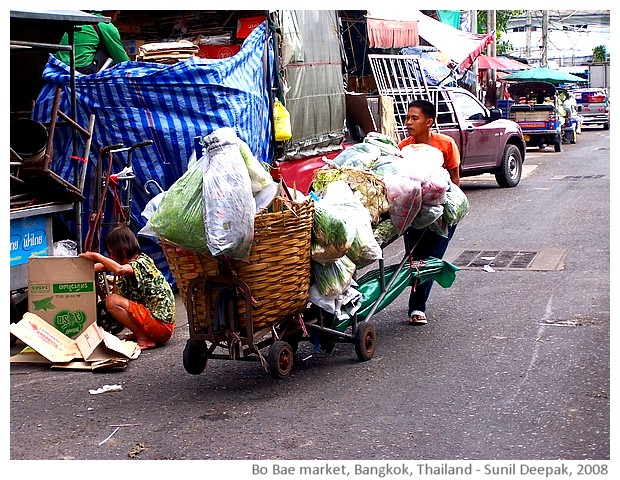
[147,154,209,251]
[412,203,444,229]
[312,167,389,225]
[363,132,401,157]
[331,142,382,169]
[442,182,470,225]
[311,255,357,297]
[202,128,255,260]
[312,202,356,265]
[383,174,423,235]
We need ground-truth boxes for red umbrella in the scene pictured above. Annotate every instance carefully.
[477,55,530,72]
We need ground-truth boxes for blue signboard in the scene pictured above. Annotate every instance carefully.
[10,215,48,267]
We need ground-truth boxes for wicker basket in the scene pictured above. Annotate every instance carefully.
[161,196,314,332]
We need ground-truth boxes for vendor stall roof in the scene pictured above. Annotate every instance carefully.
[10,9,110,24]
[366,9,494,72]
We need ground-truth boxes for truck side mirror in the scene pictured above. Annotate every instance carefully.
[489,108,502,121]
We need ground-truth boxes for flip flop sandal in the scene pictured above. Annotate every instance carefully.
[408,310,427,325]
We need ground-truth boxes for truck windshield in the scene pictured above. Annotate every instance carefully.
[452,91,487,121]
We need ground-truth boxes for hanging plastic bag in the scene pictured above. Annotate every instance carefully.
[201,128,254,260]
[273,99,292,141]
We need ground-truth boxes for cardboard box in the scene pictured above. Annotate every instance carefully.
[122,39,146,60]
[10,312,140,371]
[197,44,240,59]
[27,256,97,339]
[236,15,266,39]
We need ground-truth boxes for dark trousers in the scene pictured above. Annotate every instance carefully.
[403,224,457,316]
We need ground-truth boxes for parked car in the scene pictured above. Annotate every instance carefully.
[430,86,526,187]
[571,87,610,130]
[282,86,527,191]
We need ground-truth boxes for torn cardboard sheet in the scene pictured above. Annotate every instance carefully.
[10,312,140,370]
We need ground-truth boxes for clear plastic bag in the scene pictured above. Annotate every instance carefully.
[202,128,254,260]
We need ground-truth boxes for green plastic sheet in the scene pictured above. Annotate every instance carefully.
[355,257,460,321]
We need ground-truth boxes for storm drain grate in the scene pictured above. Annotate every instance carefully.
[553,175,606,180]
[453,250,537,269]
[449,249,567,271]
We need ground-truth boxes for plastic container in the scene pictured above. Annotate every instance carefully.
[273,99,292,142]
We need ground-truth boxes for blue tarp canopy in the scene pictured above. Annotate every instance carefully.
[32,21,274,283]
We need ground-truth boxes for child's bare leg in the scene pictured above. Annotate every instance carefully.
[105,294,156,349]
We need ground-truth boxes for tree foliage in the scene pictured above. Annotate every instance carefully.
[477,10,523,55]
[593,45,607,63]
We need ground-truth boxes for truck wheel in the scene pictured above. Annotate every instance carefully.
[603,123,609,130]
[495,144,523,188]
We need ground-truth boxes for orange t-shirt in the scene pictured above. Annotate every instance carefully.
[398,132,460,171]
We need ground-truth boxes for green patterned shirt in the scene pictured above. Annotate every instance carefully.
[116,253,175,323]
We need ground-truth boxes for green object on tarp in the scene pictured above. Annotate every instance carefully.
[355,257,459,321]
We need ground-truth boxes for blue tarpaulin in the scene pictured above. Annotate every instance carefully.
[32,21,274,283]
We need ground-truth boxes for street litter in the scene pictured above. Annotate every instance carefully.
[99,427,120,446]
[483,265,496,273]
[89,384,123,395]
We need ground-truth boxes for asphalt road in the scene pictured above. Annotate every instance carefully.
[8,126,611,477]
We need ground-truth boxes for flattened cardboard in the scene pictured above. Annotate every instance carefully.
[9,312,80,363]
[10,312,140,369]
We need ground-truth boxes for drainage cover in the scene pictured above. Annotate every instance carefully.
[449,249,566,271]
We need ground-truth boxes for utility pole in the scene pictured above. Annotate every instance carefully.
[486,10,497,107]
[525,11,531,59]
[471,9,478,100]
[541,10,548,66]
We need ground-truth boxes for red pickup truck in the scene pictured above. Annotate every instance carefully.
[282,86,526,192]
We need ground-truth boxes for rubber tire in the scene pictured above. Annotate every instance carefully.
[603,123,609,130]
[267,341,294,379]
[354,321,377,362]
[554,141,562,152]
[183,339,208,375]
[495,144,523,188]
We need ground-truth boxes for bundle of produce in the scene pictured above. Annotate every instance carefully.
[311,255,357,297]
[412,203,444,229]
[346,223,383,268]
[238,139,278,211]
[148,153,209,252]
[442,181,470,226]
[331,142,382,169]
[363,132,402,157]
[202,128,254,260]
[312,166,389,225]
[372,218,399,248]
[312,180,380,266]
[312,206,356,266]
[383,174,423,235]
[399,145,450,206]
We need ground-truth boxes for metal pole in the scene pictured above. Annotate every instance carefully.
[542,10,548,66]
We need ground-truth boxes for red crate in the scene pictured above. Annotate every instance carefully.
[236,16,266,39]
[197,44,240,59]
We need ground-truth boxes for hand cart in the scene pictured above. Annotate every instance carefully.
[83,140,154,334]
[163,200,459,379]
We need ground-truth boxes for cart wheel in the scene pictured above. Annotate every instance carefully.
[96,300,124,335]
[354,321,377,362]
[183,339,208,375]
[267,341,294,379]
